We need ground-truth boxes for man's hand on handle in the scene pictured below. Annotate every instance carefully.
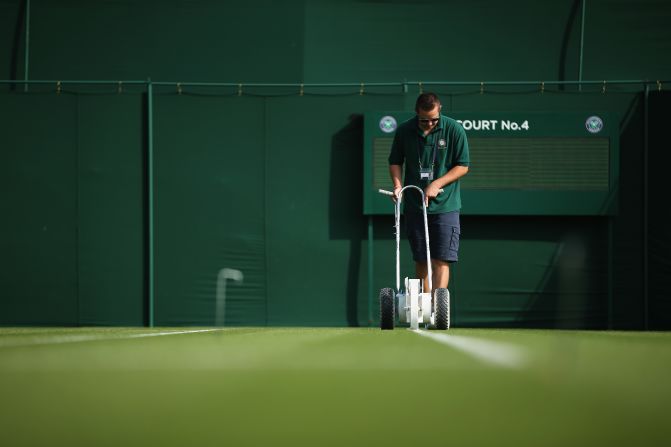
[384,184,443,205]
[424,182,442,206]
[392,185,403,203]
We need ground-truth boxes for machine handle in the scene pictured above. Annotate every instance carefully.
[378,187,444,196]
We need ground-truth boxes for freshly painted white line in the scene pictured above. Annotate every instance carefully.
[0,329,226,348]
[413,330,528,369]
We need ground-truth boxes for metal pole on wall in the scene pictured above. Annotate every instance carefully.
[147,79,155,327]
[368,216,374,326]
[643,84,649,330]
[578,0,586,91]
[23,0,30,92]
[608,219,613,329]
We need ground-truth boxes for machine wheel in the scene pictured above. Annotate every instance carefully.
[434,288,450,330]
[379,288,395,330]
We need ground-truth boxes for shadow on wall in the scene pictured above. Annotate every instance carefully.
[647,91,671,330]
[521,226,608,329]
[610,93,645,329]
[460,215,609,329]
[329,114,366,326]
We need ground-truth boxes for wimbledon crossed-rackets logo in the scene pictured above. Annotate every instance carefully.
[379,116,398,133]
[585,116,604,134]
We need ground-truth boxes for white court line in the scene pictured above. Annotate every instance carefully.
[413,330,528,369]
[0,329,226,348]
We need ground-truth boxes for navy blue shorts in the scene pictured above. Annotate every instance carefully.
[404,211,461,263]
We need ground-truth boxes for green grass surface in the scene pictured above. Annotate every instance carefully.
[1,327,670,446]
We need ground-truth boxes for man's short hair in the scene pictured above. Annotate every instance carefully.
[415,92,441,112]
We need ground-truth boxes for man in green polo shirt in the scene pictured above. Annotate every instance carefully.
[388,92,470,293]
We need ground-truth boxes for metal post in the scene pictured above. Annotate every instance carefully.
[367,216,374,326]
[23,0,30,92]
[608,219,613,329]
[643,84,649,330]
[147,79,155,327]
[578,0,586,91]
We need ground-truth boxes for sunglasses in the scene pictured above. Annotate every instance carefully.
[418,116,440,124]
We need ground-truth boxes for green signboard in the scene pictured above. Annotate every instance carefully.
[364,112,619,215]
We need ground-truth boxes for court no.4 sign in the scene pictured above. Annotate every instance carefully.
[457,119,530,131]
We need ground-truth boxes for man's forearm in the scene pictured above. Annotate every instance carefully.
[389,164,403,189]
[433,165,469,189]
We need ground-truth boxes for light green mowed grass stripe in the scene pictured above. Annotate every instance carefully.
[1,328,670,447]
[0,328,227,348]
[0,328,482,371]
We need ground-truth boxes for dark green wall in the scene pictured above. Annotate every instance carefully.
[1,94,78,324]
[2,0,670,327]
[0,92,144,325]
[647,92,671,330]
[4,1,671,84]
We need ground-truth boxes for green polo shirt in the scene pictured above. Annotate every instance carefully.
[388,115,470,214]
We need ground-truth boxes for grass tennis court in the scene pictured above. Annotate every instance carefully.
[1,327,670,446]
